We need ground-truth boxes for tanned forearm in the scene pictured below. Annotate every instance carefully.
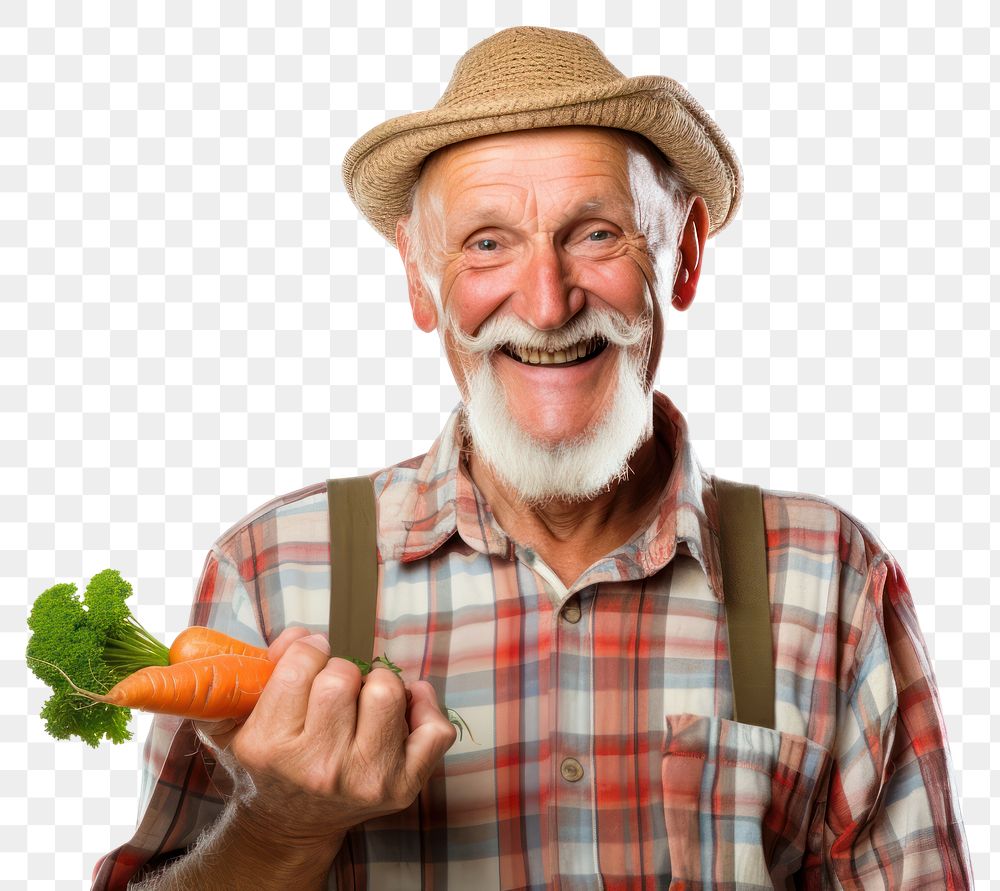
[129,800,344,890]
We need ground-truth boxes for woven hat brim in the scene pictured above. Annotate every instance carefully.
[343,74,742,246]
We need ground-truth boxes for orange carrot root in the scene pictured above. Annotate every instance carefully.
[30,654,275,721]
[168,626,269,664]
[106,655,275,719]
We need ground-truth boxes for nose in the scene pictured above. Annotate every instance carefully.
[510,238,585,331]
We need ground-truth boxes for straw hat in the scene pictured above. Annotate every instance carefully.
[342,26,742,246]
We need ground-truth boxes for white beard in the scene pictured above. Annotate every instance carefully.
[446,306,657,509]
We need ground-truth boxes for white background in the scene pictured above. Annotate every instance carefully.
[2,1,995,887]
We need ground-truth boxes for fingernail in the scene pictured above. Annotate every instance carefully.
[302,633,330,654]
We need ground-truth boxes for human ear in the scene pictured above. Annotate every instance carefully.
[395,218,438,333]
[671,194,710,312]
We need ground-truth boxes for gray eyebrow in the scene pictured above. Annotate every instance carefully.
[455,197,629,230]
[579,198,636,219]
[488,199,625,217]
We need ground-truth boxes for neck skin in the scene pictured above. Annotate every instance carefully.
[462,426,672,587]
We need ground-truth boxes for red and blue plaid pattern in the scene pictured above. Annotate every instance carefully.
[92,391,971,889]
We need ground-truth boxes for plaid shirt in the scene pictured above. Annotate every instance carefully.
[93,390,971,890]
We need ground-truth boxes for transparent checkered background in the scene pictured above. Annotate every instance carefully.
[1,1,995,887]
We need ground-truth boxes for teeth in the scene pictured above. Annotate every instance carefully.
[509,336,599,365]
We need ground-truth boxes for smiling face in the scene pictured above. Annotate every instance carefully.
[397,127,696,506]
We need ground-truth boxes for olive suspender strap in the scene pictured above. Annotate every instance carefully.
[713,477,775,730]
[326,476,379,663]
[325,474,775,729]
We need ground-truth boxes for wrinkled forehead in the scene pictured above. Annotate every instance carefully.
[413,127,676,231]
[420,126,668,186]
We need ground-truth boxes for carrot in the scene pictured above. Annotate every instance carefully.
[27,569,478,746]
[99,655,275,719]
[168,626,269,664]
[35,654,276,721]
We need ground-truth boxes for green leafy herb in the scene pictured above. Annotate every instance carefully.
[26,569,167,747]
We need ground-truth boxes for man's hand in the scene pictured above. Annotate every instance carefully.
[199,627,457,856]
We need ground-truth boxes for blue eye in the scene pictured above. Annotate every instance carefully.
[588,230,611,241]
[476,238,498,251]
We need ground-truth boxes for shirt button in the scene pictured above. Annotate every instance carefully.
[560,757,584,783]
[561,599,581,624]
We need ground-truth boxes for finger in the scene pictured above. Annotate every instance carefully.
[266,625,314,662]
[246,634,332,736]
[195,717,240,738]
[404,681,447,729]
[302,656,364,740]
[353,666,410,759]
[403,681,458,784]
[193,717,240,751]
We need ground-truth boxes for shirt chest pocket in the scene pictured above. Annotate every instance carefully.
[662,714,833,889]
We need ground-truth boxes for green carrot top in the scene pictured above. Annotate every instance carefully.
[26,568,167,747]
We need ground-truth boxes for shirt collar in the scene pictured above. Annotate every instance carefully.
[378,389,725,601]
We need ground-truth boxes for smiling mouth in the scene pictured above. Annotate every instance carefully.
[499,336,610,368]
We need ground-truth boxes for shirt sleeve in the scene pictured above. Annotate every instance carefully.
[822,553,973,888]
[90,546,262,891]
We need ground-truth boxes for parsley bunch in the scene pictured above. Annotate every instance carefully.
[26,569,169,747]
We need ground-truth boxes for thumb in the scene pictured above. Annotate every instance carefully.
[267,625,317,662]
[194,627,319,751]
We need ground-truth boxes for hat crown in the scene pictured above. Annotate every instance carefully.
[343,26,742,244]
[436,26,626,109]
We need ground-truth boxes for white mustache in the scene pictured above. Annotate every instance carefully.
[446,306,654,360]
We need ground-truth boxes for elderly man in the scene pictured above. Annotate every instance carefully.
[94,27,971,890]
